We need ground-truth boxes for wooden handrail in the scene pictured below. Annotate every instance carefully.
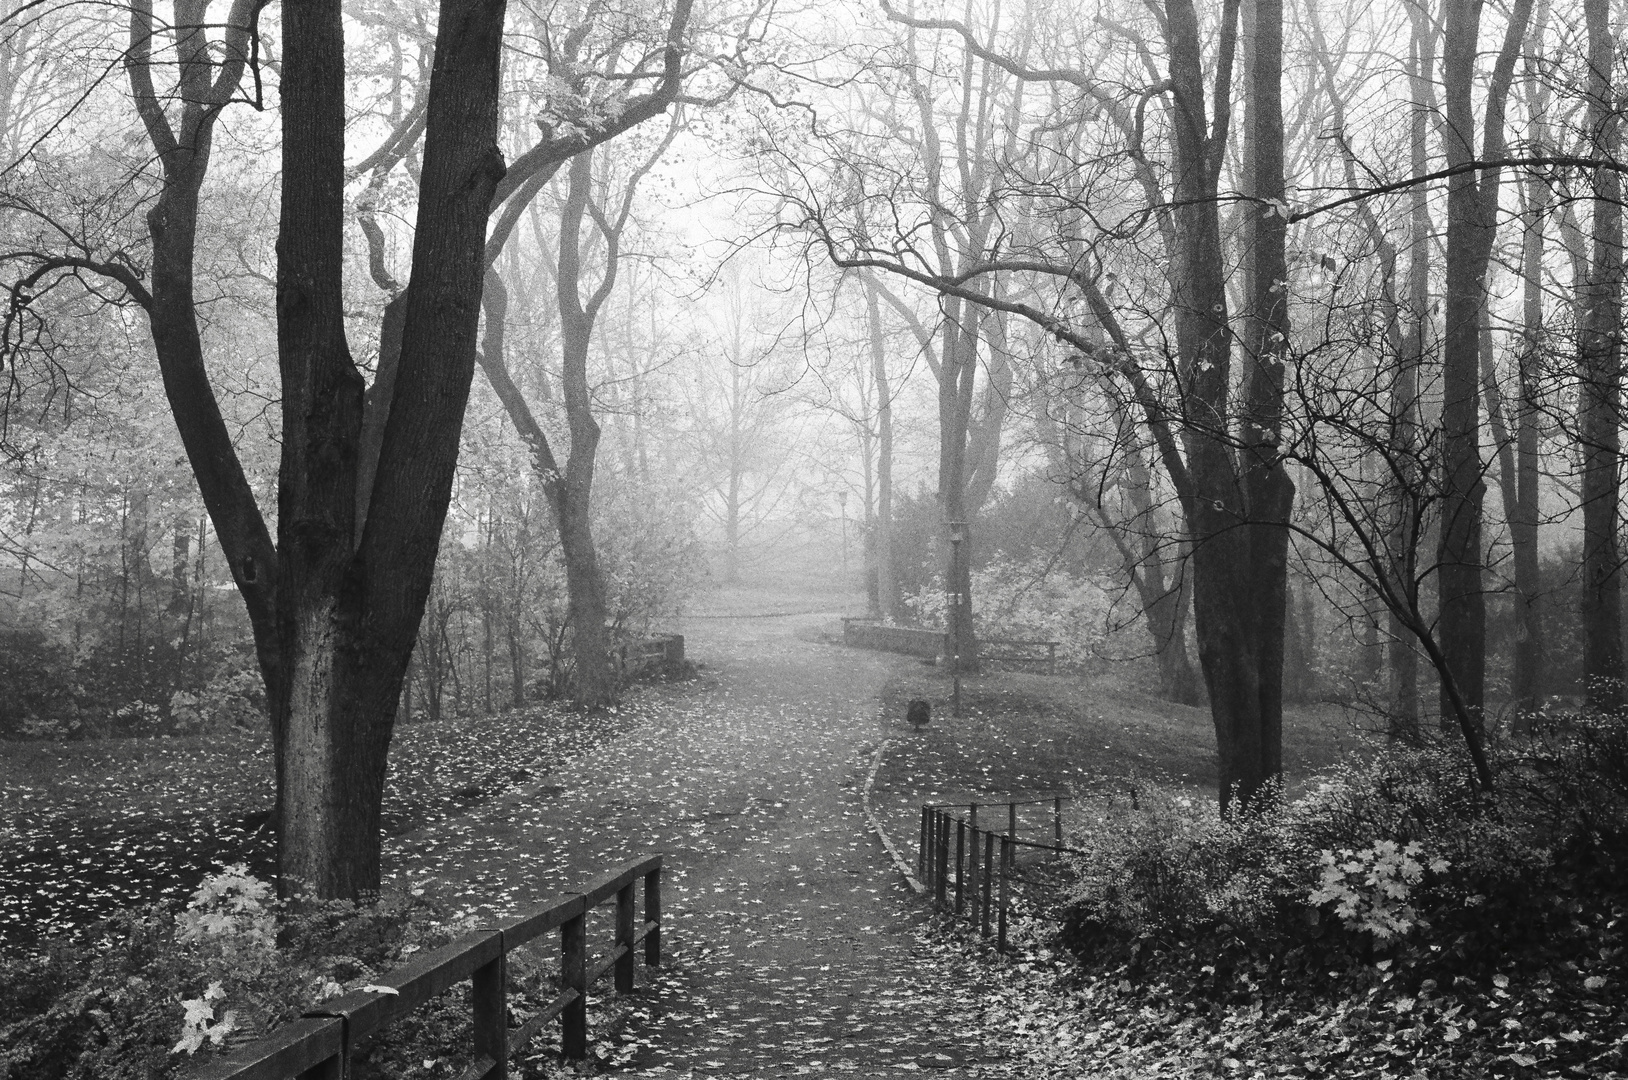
[188,854,663,1080]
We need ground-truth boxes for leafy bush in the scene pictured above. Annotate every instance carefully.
[1059,730,1628,981]
[0,867,474,1080]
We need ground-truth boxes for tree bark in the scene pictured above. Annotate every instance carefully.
[270,0,508,898]
[1579,0,1623,710]
[1436,0,1529,788]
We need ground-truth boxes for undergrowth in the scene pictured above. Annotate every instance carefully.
[993,713,1628,1076]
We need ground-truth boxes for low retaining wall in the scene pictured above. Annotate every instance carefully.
[843,618,947,659]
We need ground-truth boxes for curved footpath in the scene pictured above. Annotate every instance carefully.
[383,608,1015,1078]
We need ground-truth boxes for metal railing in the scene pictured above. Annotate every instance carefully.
[917,795,1076,952]
[189,854,663,1080]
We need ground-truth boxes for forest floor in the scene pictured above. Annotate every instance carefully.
[1,578,1414,1078]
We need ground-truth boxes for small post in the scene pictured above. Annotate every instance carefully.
[981,829,995,937]
[562,911,588,1059]
[967,824,979,904]
[638,866,657,964]
[472,938,508,1080]
[918,806,930,877]
[645,865,662,966]
[1008,801,1017,841]
[615,880,636,993]
[954,818,966,916]
[1047,642,1057,676]
[997,835,1012,953]
[1054,796,1064,852]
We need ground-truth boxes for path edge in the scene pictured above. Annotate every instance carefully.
[863,739,926,895]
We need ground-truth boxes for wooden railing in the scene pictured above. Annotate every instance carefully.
[917,796,1075,952]
[189,854,663,1080]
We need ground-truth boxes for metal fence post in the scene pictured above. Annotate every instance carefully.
[918,805,930,877]
[954,818,966,916]
[934,809,949,908]
[981,830,995,937]
[997,835,1012,953]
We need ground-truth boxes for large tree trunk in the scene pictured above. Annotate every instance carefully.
[268,0,507,898]
[1579,0,1623,710]
[1433,0,1528,789]
[1165,0,1289,812]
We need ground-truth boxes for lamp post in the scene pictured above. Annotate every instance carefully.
[947,520,967,717]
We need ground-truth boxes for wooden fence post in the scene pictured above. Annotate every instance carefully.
[1054,796,1064,851]
[954,818,966,916]
[645,865,662,966]
[1008,801,1017,841]
[562,910,587,1059]
[615,881,636,993]
[997,835,1012,953]
[472,938,507,1080]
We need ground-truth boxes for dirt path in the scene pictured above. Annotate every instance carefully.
[383,606,1012,1079]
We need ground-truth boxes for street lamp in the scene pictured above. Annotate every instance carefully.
[947,520,967,717]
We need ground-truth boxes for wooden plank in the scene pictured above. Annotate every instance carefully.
[498,892,586,947]
[510,987,578,1050]
[312,930,502,1041]
[185,1017,343,1080]
[587,943,631,986]
[579,854,662,906]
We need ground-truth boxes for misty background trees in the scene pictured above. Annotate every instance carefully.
[2,0,1627,893]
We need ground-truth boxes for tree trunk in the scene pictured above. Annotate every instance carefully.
[269,0,508,898]
[1511,165,1547,719]
[1434,0,1529,789]
[864,276,903,621]
[1579,0,1623,710]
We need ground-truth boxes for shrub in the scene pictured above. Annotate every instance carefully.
[1058,731,1628,983]
[0,867,469,1080]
